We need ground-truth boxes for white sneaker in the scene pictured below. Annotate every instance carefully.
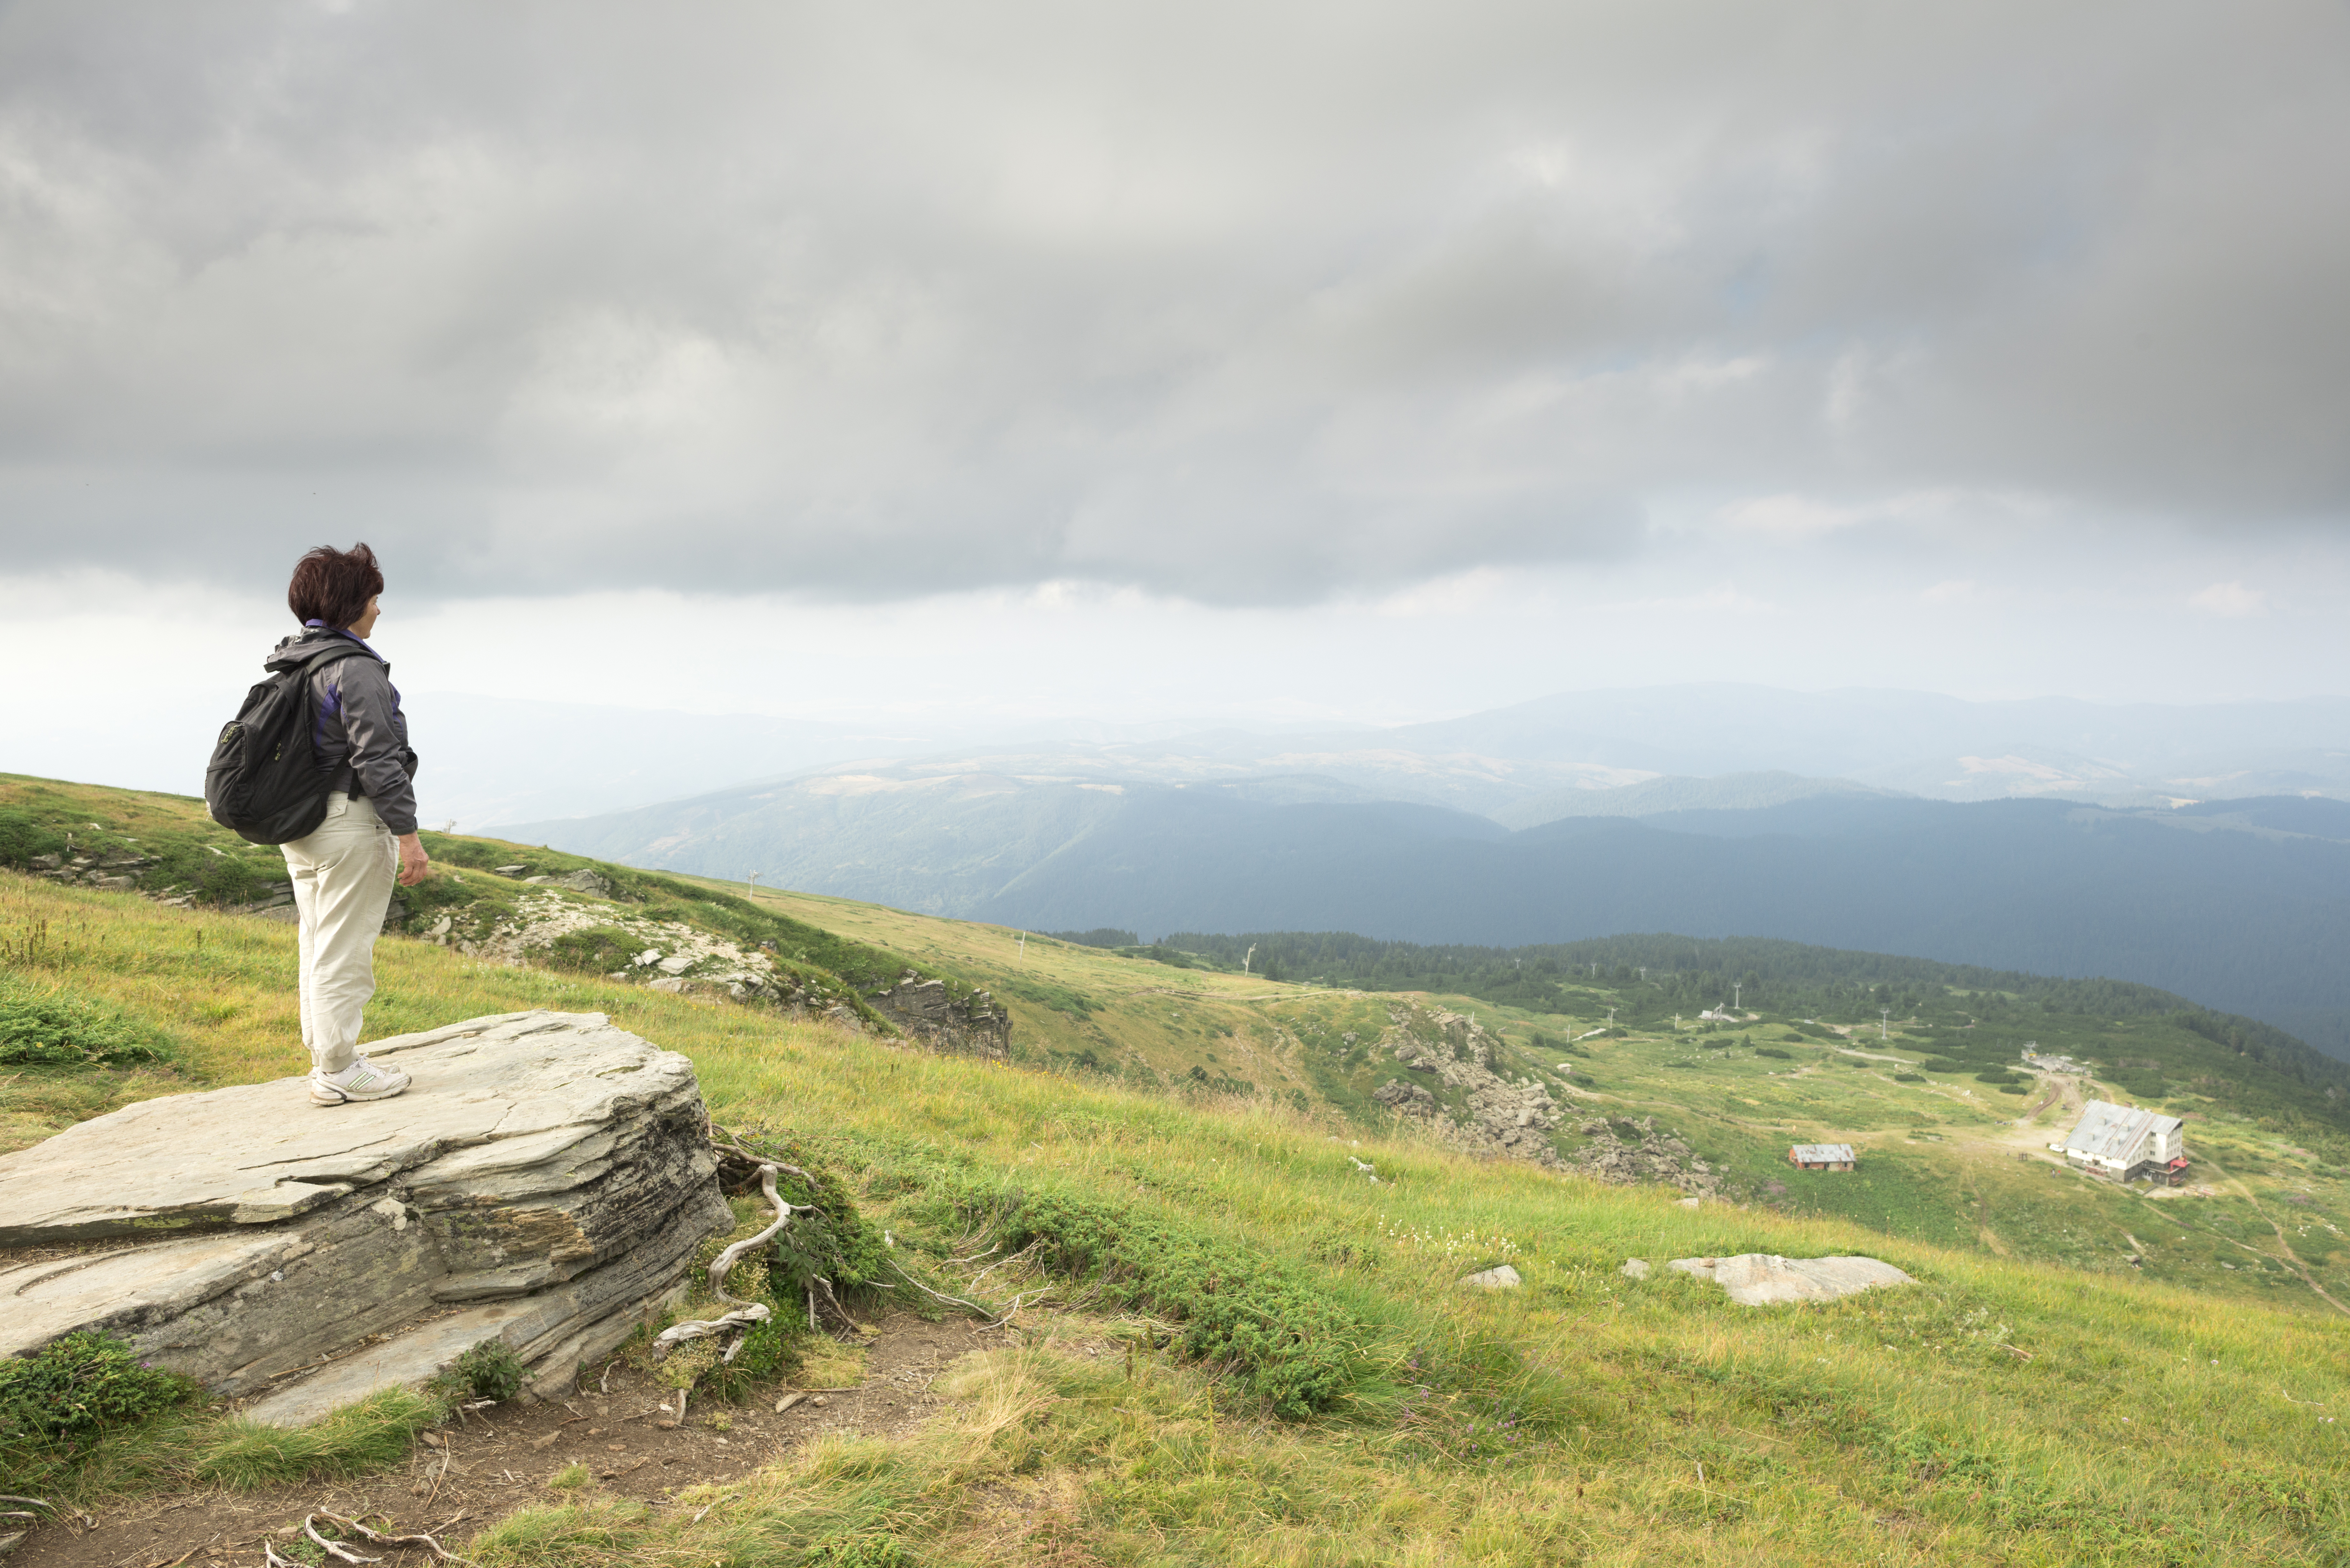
[310,1055,412,1105]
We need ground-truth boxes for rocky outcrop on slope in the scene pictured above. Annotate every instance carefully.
[1375,1008,1565,1169]
[420,895,1009,1053]
[429,891,807,1004]
[867,972,1013,1060]
[1573,1115,1720,1198]
[0,1010,732,1424]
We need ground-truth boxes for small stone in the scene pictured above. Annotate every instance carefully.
[811,1395,829,1407]
[1457,1264,1522,1289]
[530,1431,559,1450]
[1620,1259,1651,1280]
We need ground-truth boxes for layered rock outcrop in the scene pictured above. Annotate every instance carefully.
[867,972,1013,1060]
[1376,1008,1565,1169]
[0,1011,732,1424]
[1573,1115,1720,1198]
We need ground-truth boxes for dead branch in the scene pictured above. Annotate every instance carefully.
[984,1287,1057,1330]
[890,1260,990,1317]
[708,1163,810,1307]
[423,1444,452,1511]
[303,1514,383,1564]
[810,1274,863,1334]
[0,1497,51,1512]
[967,1240,1039,1287]
[651,1304,771,1358]
[312,1510,478,1566]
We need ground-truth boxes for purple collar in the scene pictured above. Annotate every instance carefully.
[303,618,381,657]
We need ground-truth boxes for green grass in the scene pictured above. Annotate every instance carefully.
[0,1383,443,1504]
[7,777,2350,1561]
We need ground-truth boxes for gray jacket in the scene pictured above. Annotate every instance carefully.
[263,627,420,835]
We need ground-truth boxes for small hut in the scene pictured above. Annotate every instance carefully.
[1788,1142,1856,1171]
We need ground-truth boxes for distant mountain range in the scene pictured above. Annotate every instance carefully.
[441,682,2350,828]
[494,683,2350,1059]
[515,757,2350,1060]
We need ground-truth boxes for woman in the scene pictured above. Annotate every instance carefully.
[269,543,430,1105]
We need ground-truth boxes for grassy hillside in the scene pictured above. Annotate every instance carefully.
[0,771,985,1037]
[8,774,2345,1316]
[5,862,2350,1562]
[646,876,2347,1321]
[6,775,2350,1563]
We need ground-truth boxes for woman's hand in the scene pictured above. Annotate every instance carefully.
[397,833,432,886]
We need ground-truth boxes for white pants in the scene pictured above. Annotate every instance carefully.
[282,792,398,1076]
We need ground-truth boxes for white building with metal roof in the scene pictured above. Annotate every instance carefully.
[1787,1143,1856,1171]
[2059,1101,2186,1182]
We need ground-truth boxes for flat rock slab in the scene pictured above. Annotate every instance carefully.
[0,1010,694,1241]
[0,1011,733,1421]
[1668,1254,1914,1305]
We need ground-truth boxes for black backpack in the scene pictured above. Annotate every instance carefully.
[205,643,383,845]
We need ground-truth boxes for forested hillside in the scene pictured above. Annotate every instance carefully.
[967,791,2350,1060]
[517,764,2350,1060]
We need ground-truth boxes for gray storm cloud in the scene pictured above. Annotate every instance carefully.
[0,0,2343,603]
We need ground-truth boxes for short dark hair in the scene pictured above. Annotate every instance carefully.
[287,543,384,629]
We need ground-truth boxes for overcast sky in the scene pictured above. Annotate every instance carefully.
[4,0,2347,791]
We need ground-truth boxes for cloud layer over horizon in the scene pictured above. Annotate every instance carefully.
[4,0,2346,607]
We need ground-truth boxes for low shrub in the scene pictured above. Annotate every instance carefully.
[0,1331,193,1444]
[807,1539,919,1568]
[541,925,644,975]
[440,1339,528,1404]
[1893,1073,1927,1083]
[1754,1047,1793,1060]
[937,1181,1370,1418]
[0,985,176,1066]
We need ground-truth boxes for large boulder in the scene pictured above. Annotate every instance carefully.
[1667,1253,1914,1305]
[0,1010,732,1425]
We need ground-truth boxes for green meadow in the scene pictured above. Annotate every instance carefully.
[4,775,2349,1564]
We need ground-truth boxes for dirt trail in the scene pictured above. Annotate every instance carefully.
[11,1308,1010,1568]
[2187,1150,2350,1319]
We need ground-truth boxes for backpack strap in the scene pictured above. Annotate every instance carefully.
[287,640,384,681]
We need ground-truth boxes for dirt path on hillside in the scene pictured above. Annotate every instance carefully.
[1981,1071,2085,1154]
[2182,1150,2350,1318]
[10,1308,1015,1568]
